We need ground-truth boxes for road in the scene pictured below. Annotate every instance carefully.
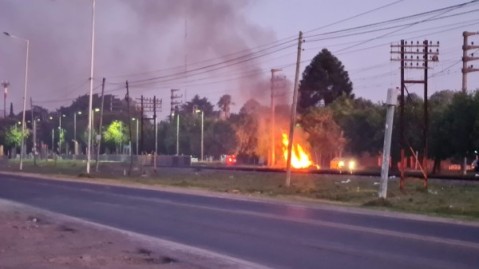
[0,173,478,269]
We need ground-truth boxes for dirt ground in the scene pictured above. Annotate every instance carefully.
[0,200,255,269]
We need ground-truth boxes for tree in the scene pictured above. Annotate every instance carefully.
[300,107,345,165]
[9,102,14,117]
[217,94,233,120]
[428,90,455,172]
[103,120,128,153]
[329,96,385,155]
[181,95,214,117]
[204,121,238,158]
[298,48,353,113]
[232,98,269,164]
[4,125,29,153]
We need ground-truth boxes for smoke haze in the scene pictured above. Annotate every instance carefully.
[0,0,277,117]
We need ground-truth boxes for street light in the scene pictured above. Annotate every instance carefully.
[58,114,66,154]
[195,109,204,161]
[91,108,100,138]
[74,111,82,141]
[4,31,30,170]
[171,112,180,156]
[132,118,139,155]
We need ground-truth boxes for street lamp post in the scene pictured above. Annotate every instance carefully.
[74,111,82,141]
[4,32,30,171]
[132,118,139,155]
[195,109,204,161]
[58,114,65,154]
[176,113,180,156]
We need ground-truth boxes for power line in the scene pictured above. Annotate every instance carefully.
[335,3,468,53]
[304,0,405,34]
[304,0,479,39]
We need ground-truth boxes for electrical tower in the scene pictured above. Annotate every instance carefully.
[170,89,182,115]
[462,31,479,92]
[391,39,439,189]
[135,96,162,154]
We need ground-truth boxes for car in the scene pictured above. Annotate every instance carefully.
[330,157,357,173]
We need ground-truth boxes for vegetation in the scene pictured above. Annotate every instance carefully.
[0,46,479,173]
[298,48,353,113]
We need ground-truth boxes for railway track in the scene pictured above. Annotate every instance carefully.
[191,164,479,181]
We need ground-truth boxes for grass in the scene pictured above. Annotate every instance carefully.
[2,159,479,220]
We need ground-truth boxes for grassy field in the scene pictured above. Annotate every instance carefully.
[2,159,479,220]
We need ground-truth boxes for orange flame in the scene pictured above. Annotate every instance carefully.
[282,132,313,169]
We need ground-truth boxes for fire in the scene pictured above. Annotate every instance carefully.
[282,133,313,169]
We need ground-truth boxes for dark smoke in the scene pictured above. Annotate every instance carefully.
[0,0,276,116]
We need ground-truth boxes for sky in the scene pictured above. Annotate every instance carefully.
[1,0,478,120]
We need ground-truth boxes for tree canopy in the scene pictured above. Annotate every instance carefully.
[298,48,353,113]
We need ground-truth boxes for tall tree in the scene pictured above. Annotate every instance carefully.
[428,90,455,172]
[232,99,269,163]
[181,95,214,117]
[217,94,233,120]
[300,107,345,165]
[298,48,353,113]
[204,121,238,158]
[9,102,14,117]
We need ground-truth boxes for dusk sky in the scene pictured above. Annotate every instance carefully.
[1,0,478,119]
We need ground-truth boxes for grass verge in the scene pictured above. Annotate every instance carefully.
[2,159,479,221]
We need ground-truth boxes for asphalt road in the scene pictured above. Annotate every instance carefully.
[0,173,478,269]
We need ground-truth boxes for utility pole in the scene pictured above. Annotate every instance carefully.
[462,31,479,93]
[391,40,439,189]
[140,95,144,154]
[135,96,162,157]
[1,81,9,118]
[86,0,96,175]
[170,89,182,115]
[153,96,158,173]
[126,81,133,175]
[51,129,54,154]
[285,31,304,187]
[135,96,162,167]
[95,77,105,172]
[270,68,282,167]
[30,97,37,166]
[170,89,182,156]
[379,88,397,199]
[59,113,63,154]
[176,113,180,156]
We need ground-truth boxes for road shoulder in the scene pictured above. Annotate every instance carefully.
[0,198,269,269]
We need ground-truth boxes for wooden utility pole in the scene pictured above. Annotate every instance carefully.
[462,31,479,93]
[391,40,439,189]
[285,31,303,187]
[126,81,133,175]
